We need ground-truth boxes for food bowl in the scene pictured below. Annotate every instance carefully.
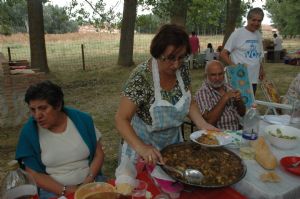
[74,182,116,199]
[264,125,300,150]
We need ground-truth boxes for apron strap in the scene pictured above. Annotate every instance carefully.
[151,58,162,101]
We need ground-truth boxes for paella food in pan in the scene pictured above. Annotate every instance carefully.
[161,142,246,187]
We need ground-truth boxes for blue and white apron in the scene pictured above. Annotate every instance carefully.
[121,58,191,162]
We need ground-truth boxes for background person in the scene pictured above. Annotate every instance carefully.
[15,80,105,199]
[220,7,265,94]
[273,33,283,62]
[195,60,246,130]
[115,24,218,167]
[189,31,200,69]
[205,43,215,63]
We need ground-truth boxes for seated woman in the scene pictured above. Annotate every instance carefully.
[15,80,105,199]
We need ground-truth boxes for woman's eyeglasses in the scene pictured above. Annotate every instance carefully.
[160,54,189,63]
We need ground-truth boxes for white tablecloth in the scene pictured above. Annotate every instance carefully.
[232,120,300,199]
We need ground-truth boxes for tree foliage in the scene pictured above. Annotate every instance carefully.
[65,0,122,31]
[0,0,79,35]
[265,0,300,36]
[136,14,163,33]
[0,0,27,35]
[43,4,78,34]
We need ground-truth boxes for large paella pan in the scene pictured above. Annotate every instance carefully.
[160,142,246,187]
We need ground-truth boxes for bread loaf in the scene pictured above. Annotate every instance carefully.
[250,137,277,170]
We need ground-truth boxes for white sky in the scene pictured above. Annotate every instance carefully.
[49,0,272,25]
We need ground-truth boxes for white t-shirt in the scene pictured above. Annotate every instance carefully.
[38,117,101,185]
[205,48,215,61]
[224,27,264,84]
[274,37,283,51]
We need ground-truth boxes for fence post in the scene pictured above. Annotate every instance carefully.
[7,47,11,61]
[81,44,86,70]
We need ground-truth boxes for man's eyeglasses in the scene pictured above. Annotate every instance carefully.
[160,54,189,63]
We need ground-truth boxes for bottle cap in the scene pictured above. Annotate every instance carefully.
[242,131,258,140]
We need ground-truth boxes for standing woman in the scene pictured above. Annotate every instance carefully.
[115,24,218,166]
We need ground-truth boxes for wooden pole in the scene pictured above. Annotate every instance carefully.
[81,44,85,70]
[7,47,11,61]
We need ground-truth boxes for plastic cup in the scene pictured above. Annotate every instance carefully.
[131,180,148,199]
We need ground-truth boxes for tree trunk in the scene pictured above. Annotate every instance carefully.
[170,0,188,27]
[222,0,241,46]
[118,0,137,67]
[27,0,49,73]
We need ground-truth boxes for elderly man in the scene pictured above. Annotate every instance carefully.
[194,60,246,130]
[220,7,265,94]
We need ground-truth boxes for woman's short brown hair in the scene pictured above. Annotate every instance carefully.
[150,24,191,59]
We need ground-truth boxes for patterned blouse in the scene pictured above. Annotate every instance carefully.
[123,60,191,125]
[194,81,241,130]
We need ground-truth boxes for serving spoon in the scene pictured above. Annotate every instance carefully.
[158,163,204,184]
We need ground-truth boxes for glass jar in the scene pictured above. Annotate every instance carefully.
[0,160,38,199]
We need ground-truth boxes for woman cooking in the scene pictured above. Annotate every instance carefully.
[115,24,218,166]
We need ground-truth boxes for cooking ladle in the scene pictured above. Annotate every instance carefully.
[157,163,204,184]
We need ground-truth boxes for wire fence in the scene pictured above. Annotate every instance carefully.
[1,31,298,73]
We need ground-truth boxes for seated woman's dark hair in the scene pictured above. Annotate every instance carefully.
[24,80,64,110]
[150,24,191,59]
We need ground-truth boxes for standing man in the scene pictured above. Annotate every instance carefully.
[220,7,265,94]
[273,33,283,62]
[189,31,200,69]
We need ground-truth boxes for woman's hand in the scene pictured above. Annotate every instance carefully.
[136,144,163,165]
[202,122,220,132]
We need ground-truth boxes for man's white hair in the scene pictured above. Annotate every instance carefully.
[204,60,225,74]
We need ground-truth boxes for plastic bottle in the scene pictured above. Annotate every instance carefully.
[0,160,38,199]
[240,105,260,159]
[243,105,260,137]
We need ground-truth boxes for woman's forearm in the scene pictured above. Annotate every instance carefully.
[82,140,105,184]
[188,100,219,131]
[188,100,209,128]
[25,167,67,196]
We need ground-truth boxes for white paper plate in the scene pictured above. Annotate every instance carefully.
[190,130,234,147]
[263,115,291,125]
